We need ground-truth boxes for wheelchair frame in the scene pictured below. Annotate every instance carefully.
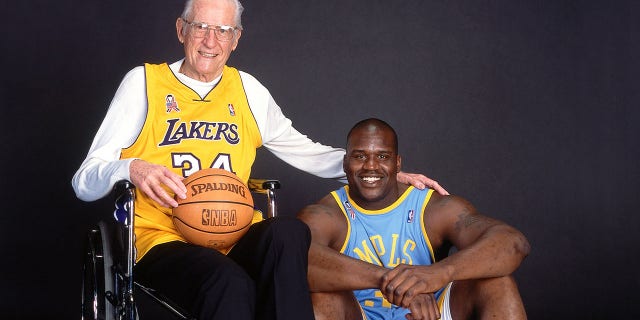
[81,178,280,320]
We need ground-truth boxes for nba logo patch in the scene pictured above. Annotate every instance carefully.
[165,94,180,113]
[344,201,356,219]
[407,210,415,223]
[228,103,236,116]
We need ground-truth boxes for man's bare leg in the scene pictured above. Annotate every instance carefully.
[311,291,363,320]
[449,275,527,319]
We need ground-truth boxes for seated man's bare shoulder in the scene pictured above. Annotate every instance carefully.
[297,195,348,249]
[426,193,507,250]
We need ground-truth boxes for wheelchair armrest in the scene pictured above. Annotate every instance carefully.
[114,179,280,194]
[247,178,280,218]
[113,180,135,198]
[247,178,281,194]
[113,180,136,225]
[111,178,280,219]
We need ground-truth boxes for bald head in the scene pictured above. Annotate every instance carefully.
[347,118,398,153]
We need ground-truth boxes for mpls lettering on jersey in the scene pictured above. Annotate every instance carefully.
[201,209,237,226]
[352,233,418,268]
[159,118,240,146]
[190,182,248,199]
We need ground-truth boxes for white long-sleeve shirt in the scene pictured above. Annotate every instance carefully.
[72,60,346,201]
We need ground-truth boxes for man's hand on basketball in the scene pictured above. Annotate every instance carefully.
[129,159,187,208]
[397,171,449,195]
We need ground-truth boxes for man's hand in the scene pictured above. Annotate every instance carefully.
[397,172,449,195]
[380,264,450,309]
[129,159,187,207]
[404,293,441,320]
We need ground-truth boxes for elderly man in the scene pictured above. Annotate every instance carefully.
[72,1,446,319]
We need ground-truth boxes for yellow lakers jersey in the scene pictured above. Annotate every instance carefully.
[120,63,262,261]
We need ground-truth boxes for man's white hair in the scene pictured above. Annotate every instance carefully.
[180,0,244,35]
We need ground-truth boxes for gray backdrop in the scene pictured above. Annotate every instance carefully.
[3,0,639,319]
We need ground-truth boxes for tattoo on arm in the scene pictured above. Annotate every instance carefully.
[454,206,488,232]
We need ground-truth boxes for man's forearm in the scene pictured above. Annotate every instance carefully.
[443,224,530,281]
[307,242,385,292]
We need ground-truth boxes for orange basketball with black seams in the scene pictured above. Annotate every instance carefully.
[173,168,254,252]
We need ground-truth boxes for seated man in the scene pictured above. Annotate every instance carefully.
[297,118,531,320]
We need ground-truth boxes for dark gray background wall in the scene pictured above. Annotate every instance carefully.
[2,0,639,319]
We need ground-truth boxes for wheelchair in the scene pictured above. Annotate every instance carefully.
[81,178,281,320]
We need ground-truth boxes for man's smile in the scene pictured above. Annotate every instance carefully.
[199,51,219,58]
[361,176,382,184]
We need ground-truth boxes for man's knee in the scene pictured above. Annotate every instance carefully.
[195,263,256,318]
[199,261,255,299]
[450,275,526,319]
[311,291,362,320]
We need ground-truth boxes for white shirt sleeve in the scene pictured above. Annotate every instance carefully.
[72,64,347,202]
[71,66,147,201]
[240,71,347,181]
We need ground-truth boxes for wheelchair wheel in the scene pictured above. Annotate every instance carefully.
[82,221,116,320]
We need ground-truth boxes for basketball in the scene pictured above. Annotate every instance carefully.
[172,168,254,252]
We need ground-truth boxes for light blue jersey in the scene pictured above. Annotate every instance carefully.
[332,185,445,320]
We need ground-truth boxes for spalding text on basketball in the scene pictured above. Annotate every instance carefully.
[190,182,248,198]
[159,119,239,146]
[202,209,237,226]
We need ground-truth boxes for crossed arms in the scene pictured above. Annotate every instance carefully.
[297,191,530,317]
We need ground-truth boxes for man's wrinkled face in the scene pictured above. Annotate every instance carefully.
[176,0,241,82]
